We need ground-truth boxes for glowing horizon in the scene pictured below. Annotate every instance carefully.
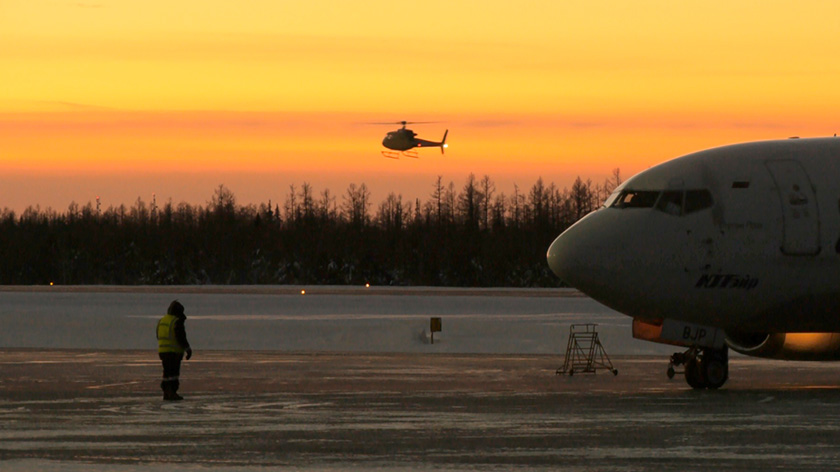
[2,0,840,212]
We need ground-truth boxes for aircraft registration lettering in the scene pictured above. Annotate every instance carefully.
[684,326,706,341]
[661,320,725,349]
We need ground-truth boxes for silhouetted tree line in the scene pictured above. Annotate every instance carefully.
[0,171,621,286]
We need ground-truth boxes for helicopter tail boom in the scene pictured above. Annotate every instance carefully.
[413,129,449,154]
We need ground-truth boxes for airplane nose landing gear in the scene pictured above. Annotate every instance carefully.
[669,346,729,389]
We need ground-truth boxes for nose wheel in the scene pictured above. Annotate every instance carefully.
[668,346,728,389]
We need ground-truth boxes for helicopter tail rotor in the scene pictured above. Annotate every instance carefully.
[440,129,448,154]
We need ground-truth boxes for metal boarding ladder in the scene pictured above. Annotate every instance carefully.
[556,323,618,376]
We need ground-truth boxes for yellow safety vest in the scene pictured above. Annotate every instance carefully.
[157,314,185,354]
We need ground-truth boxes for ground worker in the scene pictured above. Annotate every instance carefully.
[156,300,193,401]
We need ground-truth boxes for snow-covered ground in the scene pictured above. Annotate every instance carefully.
[0,286,672,355]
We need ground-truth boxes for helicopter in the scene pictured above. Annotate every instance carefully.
[377,121,448,159]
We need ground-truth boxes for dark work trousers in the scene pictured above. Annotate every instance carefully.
[159,352,184,394]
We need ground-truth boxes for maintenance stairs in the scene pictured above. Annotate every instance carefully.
[556,323,618,376]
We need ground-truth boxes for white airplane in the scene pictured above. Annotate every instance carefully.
[547,136,840,389]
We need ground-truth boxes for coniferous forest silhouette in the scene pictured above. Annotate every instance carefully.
[1,172,620,286]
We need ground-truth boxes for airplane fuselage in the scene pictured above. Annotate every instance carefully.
[548,138,840,363]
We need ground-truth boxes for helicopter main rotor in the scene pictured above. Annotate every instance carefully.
[368,120,438,129]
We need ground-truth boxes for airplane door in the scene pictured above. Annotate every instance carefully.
[765,160,820,256]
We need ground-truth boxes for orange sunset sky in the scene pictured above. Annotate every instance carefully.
[2,1,839,213]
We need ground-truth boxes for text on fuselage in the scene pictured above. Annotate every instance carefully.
[695,274,758,290]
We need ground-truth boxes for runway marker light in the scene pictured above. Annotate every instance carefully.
[365,283,370,288]
[50,282,54,286]
[301,289,306,295]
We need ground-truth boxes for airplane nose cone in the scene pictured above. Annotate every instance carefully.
[547,209,650,315]
[547,228,581,285]
[546,211,610,291]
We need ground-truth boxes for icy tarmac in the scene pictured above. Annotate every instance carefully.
[2,287,840,471]
[4,351,840,471]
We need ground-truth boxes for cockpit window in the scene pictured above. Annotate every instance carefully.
[656,191,684,215]
[684,189,714,214]
[610,188,714,214]
[610,190,660,209]
[653,189,714,216]
[603,189,621,208]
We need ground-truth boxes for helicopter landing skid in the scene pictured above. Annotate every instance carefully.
[381,150,420,159]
